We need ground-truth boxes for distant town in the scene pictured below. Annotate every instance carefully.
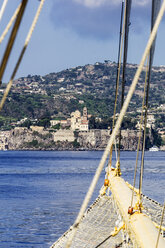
[0,105,164,151]
[0,61,164,150]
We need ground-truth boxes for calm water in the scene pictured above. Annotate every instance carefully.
[0,151,164,248]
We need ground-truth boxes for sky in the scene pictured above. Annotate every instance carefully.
[0,0,165,83]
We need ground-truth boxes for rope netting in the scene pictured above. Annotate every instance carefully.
[51,194,165,248]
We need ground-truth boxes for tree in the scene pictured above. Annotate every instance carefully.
[20,120,32,128]
[37,118,50,128]
[151,127,162,147]
[72,139,80,148]
[52,123,60,130]
[89,116,96,129]
[0,119,4,127]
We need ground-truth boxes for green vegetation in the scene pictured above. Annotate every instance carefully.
[145,128,162,149]
[32,131,52,139]
[36,117,51,128]
[0,62,164,139]
[52,123,60,130]
[74,131,79,138]
[0,115,17,130]
[151,128,162,147]
[89,116,137,130]
[20,119,32,128]
[27,139,39,148]
[72,139,80,148]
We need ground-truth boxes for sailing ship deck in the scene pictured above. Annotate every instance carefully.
[51,194,165,248]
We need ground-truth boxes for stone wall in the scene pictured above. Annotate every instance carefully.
[78,129,142,150]
[53,130,75,142]
[78,130,110,149]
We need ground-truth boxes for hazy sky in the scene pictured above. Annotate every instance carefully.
[0,0,165,83]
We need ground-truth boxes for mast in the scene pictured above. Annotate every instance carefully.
[139,0,161,202]
[117,0,132,174]
[109,0,124,169]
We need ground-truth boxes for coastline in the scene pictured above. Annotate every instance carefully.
[1,127,164,151]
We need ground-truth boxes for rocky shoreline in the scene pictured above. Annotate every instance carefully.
[1,127,164,151]
[0,127,142,151]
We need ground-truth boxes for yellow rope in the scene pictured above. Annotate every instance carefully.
[156,201,165,248]
[0,0,45,112]
[65,1,165,247]
[0,0,8,23]
[154,221,165,232]
[0,3,21,45]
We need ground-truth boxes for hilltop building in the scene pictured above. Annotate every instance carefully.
[136,114,155,130]
[50,107,89,131]
[71,107,89,131]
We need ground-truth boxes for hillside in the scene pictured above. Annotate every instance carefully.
[0,61,165,131]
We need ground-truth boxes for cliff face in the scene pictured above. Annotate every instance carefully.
[4,128,142,151]
[120,130,142,151]
[77,130,142,150]
[77,130,110,149]
[8,128,53,150]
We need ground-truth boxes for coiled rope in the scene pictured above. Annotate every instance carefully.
[0,0,45,112]
[65,1,165,246]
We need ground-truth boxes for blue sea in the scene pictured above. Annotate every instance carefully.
[0,151,164,248]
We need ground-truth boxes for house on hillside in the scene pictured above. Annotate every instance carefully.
[71,107,89,131]
[50,107,89,131]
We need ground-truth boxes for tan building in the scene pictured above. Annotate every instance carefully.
[50,107,89,131]
[50,120,60,127]
[50,119,70,128]
[30,126,44,132]
[71,107,89,131]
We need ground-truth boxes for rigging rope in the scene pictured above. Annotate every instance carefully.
[0,0,8,23]
[0,0,45,112]
[109,0,125,170]
[0,3,21,45]
[117,0,132,170]
[130,56,149,208]
[0,0,28,84]
[94,235,112,248]
[139,0,161,204]
[65,1,165,246]
[155,201,165,248]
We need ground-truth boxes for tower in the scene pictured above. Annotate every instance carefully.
[83,107,87,121]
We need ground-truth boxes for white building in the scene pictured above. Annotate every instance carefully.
[50,120,61,127]
[71,107,89,131]
[50,107,89,131]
